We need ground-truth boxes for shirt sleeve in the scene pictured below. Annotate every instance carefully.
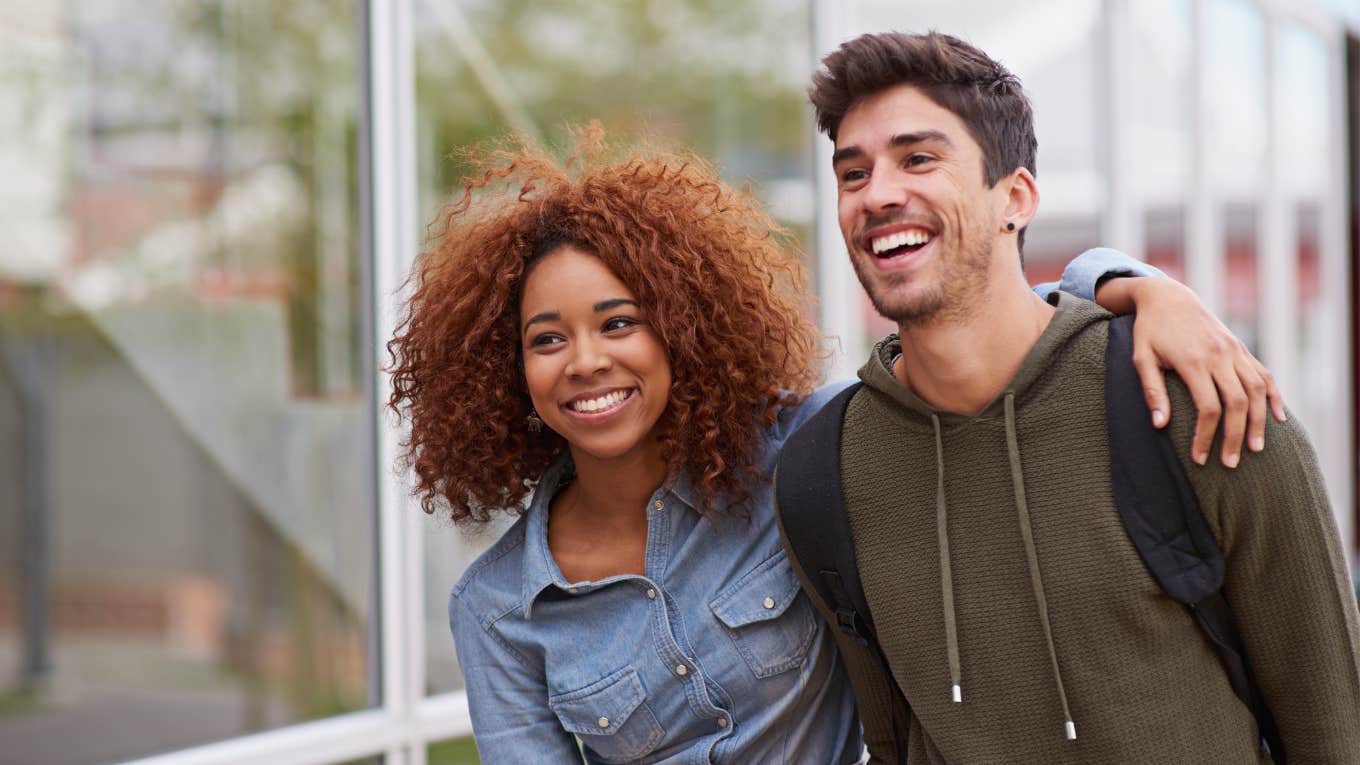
[1171,396,1360,760]
[1031,247,1167,301]
[449,591,583,763]
[770,380,858,445]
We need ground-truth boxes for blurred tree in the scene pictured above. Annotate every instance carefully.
[415,0,812,213]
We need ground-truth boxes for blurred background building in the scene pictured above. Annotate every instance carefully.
[0,1,1356,763]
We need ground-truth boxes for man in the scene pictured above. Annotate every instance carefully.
[781,31,1360,762]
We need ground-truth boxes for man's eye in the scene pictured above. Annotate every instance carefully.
[905,154,932,168]
[840,168,868,184]
[603,317,638,332]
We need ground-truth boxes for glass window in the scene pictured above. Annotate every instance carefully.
[1276,23,1330,429]
[414,0,815,696]
[1205,0,1266,352]
[1131,0,1193,280]
[0,3,375,763]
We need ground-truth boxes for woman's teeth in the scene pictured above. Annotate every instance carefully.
[569,389,631,413]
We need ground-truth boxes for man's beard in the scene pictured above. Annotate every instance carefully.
[854,226,992,328]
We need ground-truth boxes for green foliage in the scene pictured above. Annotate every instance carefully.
[416,0,812,202]
[0,689,43,717]
[428,736,481,765]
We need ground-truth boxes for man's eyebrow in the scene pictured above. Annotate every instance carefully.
[831,131,953,166]
[891,130,953,149]
[831,145,863,165]
[594,298,638,312]
[523,311,560,330]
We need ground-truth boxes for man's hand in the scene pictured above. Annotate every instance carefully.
[1095,276,1286,468]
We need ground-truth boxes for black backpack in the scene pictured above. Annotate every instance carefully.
[774,314,1284,763]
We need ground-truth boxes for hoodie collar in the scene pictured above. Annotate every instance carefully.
[858,291,1111,422]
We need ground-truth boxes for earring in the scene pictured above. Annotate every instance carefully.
[526,408,543,433]
[1005,221,1016,232]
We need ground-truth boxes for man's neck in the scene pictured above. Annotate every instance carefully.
[895,276,1056,415]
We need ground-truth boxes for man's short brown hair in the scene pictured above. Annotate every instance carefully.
[810,31,1037,188]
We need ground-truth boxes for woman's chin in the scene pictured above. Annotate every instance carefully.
[564,430,661,467]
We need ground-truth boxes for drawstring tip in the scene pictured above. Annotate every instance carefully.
[951,684,962,703]
[1065,721,1077,740]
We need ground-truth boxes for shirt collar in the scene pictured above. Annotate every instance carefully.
[519,452,699,619]
[521,452,573,618]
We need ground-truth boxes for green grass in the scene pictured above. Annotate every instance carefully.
[428,737,481,765]
[0,688,43,716]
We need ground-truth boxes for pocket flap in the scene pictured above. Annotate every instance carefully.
[709,549,805,629]
[548,667,647,737]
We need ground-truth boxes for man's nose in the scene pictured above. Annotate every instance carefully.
[861,166,909,214]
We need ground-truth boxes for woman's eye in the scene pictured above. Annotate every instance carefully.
[603,316,638,332]
[529,333,562,348]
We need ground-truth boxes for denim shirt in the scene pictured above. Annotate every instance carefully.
[447,248,1160,765]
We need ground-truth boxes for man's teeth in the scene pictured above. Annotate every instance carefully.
[871,229,932,254]
[570,389,630,413]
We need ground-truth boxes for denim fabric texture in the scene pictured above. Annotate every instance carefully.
[447,248,1156,764]
[451,380,861,764]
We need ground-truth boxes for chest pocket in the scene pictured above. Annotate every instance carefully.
[548,666,665,763]
[709,548,816,678]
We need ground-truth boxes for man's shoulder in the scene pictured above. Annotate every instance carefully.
[1164,376,1321,479]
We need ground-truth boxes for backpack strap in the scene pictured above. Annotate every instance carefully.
[776,382,908,763]
[1104,314,1285,763]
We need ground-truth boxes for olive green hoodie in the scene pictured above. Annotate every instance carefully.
[784,293,1360,763]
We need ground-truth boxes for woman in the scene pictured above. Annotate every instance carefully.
[387,130,1269,764]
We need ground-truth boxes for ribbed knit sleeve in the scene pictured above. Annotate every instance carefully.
[1165,387,1360,761]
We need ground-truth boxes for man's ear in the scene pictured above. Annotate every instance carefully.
[1000,167,1039,232]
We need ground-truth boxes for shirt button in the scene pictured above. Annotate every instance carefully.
[654,500,664,509]
[646,588,657,599]
[762,596,775,609]
[597,717,610,729]
[717,717,728,728]
[675,664,688,676]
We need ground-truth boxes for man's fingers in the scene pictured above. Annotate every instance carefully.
[1212,361,1250,468]
[1133,350,1170,428]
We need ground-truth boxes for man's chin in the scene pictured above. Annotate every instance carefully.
[868,287,946,327]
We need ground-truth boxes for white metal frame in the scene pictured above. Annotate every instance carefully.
[113,1,1358,763]
[813,0,865,382]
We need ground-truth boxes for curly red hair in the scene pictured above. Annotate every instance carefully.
[388,127,822,525]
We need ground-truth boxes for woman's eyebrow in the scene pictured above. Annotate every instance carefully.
[594,298,639,312]
[522,311,560,329]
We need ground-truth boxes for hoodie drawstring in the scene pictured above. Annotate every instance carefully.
[932,394,1078,742]
[1004,392,1077,741]
[932,413,963,705]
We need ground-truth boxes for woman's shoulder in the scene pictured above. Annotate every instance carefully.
[450,513,532,621]
[767,380,858,445]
